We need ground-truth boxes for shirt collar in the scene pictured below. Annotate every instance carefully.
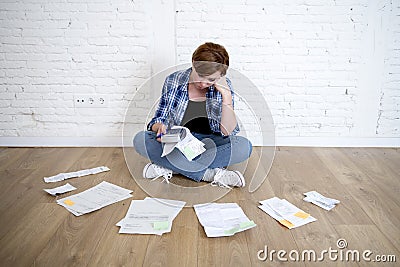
[180,68,191,91]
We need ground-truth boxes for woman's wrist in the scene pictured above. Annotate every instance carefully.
[221,93,233,106]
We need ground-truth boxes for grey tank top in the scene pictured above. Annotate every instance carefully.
[180,100,212,134]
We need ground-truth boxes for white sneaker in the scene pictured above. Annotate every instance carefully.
[143,163,173,183]
[211,168,245,188]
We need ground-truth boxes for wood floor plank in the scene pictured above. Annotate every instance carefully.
[197,228,253,266]
[33,148,129,266]
[86,191,150,266]
[87,148,151,266]
[312,147,369,186]
[0,148,92,240]
[264,148,360,266]
[34,203,123,266]
[232,146,271,194]
[0,203,68,266]
[239,198,306,267]
[0,168,35,201]
[0,147,32,171]
[87,220,150,267]
[15,147,63,170]
[168,208,199,266]
[339,179,400,252]
[23,148,89,191]
[342,148,400,206]
[0,167,55,240]
[314,148,400,251]
[233,152,305,266]
[142,208,198,267]
[271,147,373,226]
[334,225,399,266]
[0,147,398,267]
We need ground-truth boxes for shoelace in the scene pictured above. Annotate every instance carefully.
[151,165,173,184]
[152,172,172,184]
[211,169,232,189]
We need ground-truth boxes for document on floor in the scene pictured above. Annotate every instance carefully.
[44,183,77,196]
[303,191,340,211]
[116,197,186,235]
[193,203,256,237]
[57,181,132,216]
[258,197,316,229]
[44,166,110,183]
[161,126,206,161]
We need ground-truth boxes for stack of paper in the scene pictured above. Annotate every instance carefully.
[193,203,256,237]
[161,126,206,161]
[258,197,316,229]
[117,198,186,235]
[57,181,132,216]
[161,128,184,143]
[44,183,77,196]
[303,191,340,211]
[44,166,110,183]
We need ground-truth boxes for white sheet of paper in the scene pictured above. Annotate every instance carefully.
[117,198,185,235]
[194,203,256,237]
[118,200,171,235]
[259,197,316,229]
[161,126,205,161]
[119,214,170,235]
[44,183,77,196]
[90,166,110,174]
[44,173,66,183]
[175,135,206,161]
[303,191,340,211]
[77,169,91,177]
[44,166,110,183]
[143,197,186,218]
[57,181,132,216]
[161,142,176,157]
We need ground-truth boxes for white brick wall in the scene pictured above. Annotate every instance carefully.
[1,0,151,139]
[175,0,400,141]
[377,0,400,136]
[0,0,399,146]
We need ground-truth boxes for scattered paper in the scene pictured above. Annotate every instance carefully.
[44,166,110,183]
[193,203,256,237]
[44,183,77,196]
[161,126,206,161]
[303,191,340,211]
[57,181,132,216]
[259,197,316,229]
[117,197,185,235]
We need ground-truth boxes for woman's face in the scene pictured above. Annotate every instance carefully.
[191,68,222,90]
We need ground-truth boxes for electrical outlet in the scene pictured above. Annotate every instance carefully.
[74,94,108,108]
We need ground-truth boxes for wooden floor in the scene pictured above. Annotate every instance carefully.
[0,147,399,266]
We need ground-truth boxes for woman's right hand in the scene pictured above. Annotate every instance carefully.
[151,122,167,142]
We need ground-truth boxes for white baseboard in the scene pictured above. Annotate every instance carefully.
[0,136,399,147]
[0,137,124,147]
[275,136,400,147]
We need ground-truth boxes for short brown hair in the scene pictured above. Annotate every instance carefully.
[192,42,229,76]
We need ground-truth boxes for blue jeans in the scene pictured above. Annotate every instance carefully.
[133,131,253,182]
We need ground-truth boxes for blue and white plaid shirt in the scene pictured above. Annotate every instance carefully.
[147,68,240,136]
